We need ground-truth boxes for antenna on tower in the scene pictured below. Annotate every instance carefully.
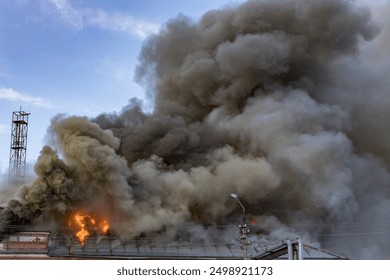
[8,107,30,186]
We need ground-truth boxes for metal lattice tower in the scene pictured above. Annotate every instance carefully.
[9,108,30,185]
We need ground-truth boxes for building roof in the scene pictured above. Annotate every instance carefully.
[0,229,347,260]
[252,239,348,260]
[50,237,247,259]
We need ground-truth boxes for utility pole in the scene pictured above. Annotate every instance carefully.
[231,193,250,259]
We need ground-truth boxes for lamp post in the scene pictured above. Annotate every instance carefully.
[231,193,250,260]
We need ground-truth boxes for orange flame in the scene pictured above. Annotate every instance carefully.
[249,217,257,225]
[99,220,110,234]
[72,212,90,245]
[69,211,110,245]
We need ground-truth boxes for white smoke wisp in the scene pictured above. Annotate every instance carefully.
[1,0,390,259]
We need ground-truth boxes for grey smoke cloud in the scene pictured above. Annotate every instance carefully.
[1,0,390,259]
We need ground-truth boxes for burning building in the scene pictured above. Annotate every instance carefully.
[1,0,390,259]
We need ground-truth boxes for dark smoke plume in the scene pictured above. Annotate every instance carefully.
[1,0,390,259]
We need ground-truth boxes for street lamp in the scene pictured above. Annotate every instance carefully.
[231,193,246,223]
[231,193,250,260]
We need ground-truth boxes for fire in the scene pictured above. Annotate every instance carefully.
[69,211,110,245]
[99,220,110,234]
[73,213,90,245]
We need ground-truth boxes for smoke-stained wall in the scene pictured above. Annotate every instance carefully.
[1,0,390,259]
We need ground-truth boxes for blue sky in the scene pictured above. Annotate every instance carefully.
[0,0,386,175]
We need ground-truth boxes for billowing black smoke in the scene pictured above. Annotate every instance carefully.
[1,0,390,259]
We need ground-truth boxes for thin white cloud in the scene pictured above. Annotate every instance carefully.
[45,0,160,39]
[47,0,83,30]
[0,87,54,108]
[85,9,160,39]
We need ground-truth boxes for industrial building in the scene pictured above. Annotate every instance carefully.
[0,230,347,260]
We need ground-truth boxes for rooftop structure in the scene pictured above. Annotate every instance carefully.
[252,239,348,260]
